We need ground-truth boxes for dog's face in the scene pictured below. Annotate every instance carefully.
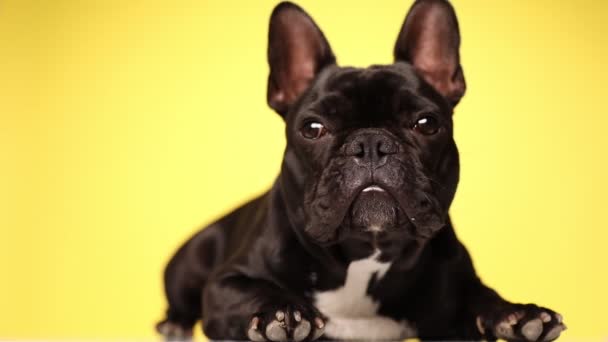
[269,1,466,249]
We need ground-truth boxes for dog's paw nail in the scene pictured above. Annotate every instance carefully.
[275,310,285,322]
[522,318,543,341]
[249,316,260,330]
[543,324,565,341]
[475,316,485,334]
[157,322,170,335]
[496,321,515,339]
[315,317,325,329]
[555,313,563,323]
[248,317,266,342]
[265,320,288,342]
[506,313,518,325]
[540,312,552,323]
[294,310,302,322]
[293,318,311,342]
[311,318,325,340]
[157,321,192,340]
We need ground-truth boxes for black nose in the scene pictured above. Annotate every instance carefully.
[345,133,398,167]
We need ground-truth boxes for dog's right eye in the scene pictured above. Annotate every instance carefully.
[301,122,327,140]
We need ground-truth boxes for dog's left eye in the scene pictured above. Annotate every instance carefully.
[301,122,327,139]
[413,116,440,135]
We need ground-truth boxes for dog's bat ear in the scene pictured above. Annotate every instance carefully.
[394,0,466,107]
[267,2,336,116]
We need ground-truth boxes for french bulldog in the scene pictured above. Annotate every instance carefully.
[156,1,566,341]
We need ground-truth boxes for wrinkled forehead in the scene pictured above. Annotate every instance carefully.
[323,63,421,92]
[298,63,448,122]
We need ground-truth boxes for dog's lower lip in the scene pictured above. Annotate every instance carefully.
[362,185,385,193]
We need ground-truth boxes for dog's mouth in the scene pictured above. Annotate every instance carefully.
[305,164,447,245]
[348,184,408,231]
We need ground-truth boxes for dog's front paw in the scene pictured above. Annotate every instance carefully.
[476,303,566,341]
[247,305,325,342]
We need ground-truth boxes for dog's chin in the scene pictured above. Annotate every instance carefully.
[348,188,405,230]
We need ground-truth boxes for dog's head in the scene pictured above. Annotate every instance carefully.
[270,1,465,250]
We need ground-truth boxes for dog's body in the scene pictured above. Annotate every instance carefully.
[157,1,566,341]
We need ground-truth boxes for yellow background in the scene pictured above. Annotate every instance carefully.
[1,0,607,340]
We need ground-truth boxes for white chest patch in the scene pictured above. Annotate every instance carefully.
[313,250,417,340]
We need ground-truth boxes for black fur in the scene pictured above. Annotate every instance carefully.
[157,1,565,341]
